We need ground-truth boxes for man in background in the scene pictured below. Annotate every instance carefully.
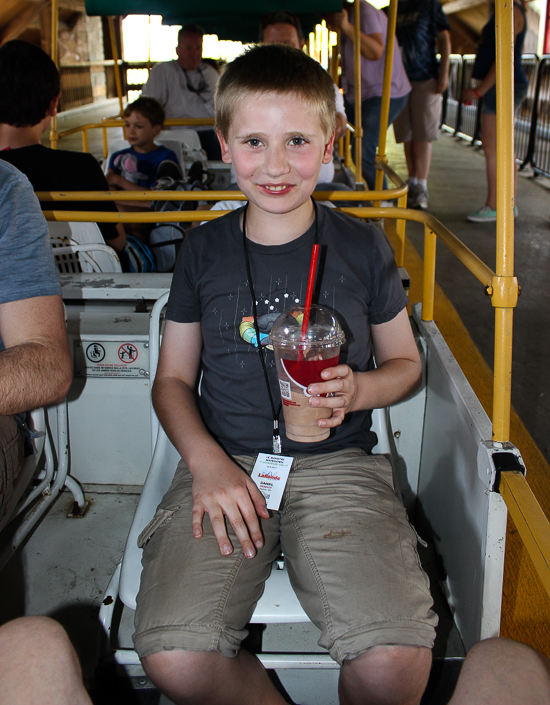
[142,24,221,160]
[391,0,451,210]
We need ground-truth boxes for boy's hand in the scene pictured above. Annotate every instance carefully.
[307,364,357,428]
[106,171,122,189]
[191,459,270,559]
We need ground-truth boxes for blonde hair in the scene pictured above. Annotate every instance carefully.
[215,44,336,140]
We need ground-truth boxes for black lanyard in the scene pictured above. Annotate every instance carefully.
[182,67,207,95]
[241,201,319,454]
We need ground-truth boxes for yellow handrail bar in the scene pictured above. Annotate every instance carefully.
[374,0,397,196]
[494,0,516,444]
[500,472,550,597]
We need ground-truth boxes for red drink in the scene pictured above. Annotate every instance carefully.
[282,355,339,391]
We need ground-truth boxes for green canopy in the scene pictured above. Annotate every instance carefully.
[85,0,343,42]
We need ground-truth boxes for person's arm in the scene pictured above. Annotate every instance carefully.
[0,295,72,416]
[331,8,384,61]
[106,170,147,192]
[306,308,421,427]
[152,320,269,558]
[108,224,126,252]
[435,29,451,94]
[334,113,348,142]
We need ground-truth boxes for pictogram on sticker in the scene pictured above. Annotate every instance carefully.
[86,343,106,363]
[118,343,138,363]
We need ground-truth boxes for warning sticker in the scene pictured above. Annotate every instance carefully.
[75,341,149,378]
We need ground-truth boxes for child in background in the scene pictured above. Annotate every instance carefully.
[107,97,179,191]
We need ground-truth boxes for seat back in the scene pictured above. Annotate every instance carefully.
[48,222,121,273]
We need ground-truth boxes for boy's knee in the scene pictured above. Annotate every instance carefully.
[0,616,67,649]
[340,645,432,704]
[142,649,223,700]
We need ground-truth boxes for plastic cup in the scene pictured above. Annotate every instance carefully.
[269,305,345,443]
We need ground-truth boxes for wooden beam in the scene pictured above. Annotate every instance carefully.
[442,0,486,15]
[0,0,49,44]
[448,15,479,46]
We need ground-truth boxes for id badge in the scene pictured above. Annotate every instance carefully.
[250,452,293,510]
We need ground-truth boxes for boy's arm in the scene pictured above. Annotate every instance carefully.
[153,320,269,558]
[307,308,421,427]
[106,169,147,192]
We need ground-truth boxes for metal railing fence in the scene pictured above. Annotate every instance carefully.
[516,55,539,163]
[441,53,550,177]
[531,57,550,177]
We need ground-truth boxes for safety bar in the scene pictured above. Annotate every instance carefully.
[499,472,550,597]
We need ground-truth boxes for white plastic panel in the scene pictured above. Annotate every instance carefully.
[414,305,507,650]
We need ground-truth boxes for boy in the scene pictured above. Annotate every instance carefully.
[106,97,180,191]
[135,45,437,705]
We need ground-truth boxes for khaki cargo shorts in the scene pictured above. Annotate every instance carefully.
[393,79,443,144]
[133,448,438,664]
[0,415,24,525]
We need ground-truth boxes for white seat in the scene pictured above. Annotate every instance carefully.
[0,402,87,572]
[48,222,121,274]
[99,291,394,667]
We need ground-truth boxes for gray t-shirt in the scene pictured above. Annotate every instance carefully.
[0,162,61,350]
[167,205,408,456]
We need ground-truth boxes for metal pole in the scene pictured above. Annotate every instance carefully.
[374,0,397,193]
[354,0,363,184]
[108,16,125,118]
[422,225,436,322]
[49,0,59,150]
[492,0,516,442]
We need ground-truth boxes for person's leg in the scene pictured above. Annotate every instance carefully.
[482,113,498,210]
[143,648,286,705]
[281,450,437,705]
[411,141,432,181]
[339,645,432,705]
[359,96,383,190]
[403,141,415,177]
[0,616,92,705]
[134,456,284,704]
[449,638,550,705]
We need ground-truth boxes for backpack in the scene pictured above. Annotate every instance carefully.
[124,234,157,273]
[149,161,215,272]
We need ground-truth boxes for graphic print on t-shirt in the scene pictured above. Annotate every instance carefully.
[237,281,309,352]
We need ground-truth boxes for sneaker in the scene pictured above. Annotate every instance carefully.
[467,205,497,222]
[407,182,419,208]
[415,184,429,210]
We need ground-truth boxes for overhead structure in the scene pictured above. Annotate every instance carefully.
[84,0,343,42]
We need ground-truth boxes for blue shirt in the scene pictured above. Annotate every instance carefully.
[472,1,528,86]
[108,145,179,188]
[390,0,450,82]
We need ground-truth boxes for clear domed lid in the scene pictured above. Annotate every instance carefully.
[269,305,345,346]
